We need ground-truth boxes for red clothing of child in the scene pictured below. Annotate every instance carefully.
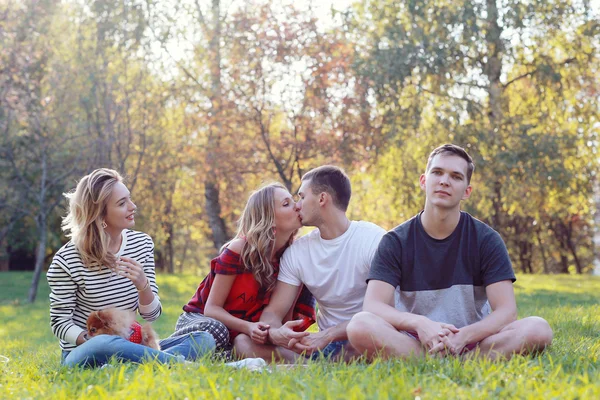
[183,248,315,340]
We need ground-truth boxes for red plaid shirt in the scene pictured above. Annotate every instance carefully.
[184,248,315,339]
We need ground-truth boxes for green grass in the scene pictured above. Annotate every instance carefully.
[1,272,599,399]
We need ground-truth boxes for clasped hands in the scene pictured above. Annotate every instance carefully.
[417,319,467,357]
[250,320,327,355]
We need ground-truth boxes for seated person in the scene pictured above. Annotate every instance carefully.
[240,166,386,361]
[173,183,315,362]
[347,144,553,360]
[48,169,215,367]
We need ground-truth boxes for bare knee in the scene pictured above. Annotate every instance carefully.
[523,317,553,350]
[232,334,253,358]
[347,312,384,351]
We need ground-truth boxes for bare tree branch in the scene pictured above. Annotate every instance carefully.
[503,57,577,88]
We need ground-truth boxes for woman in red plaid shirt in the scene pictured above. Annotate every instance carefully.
[172,183,315,362]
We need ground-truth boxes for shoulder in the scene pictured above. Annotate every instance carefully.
[350,221,387,250]
[387,214,419,241]
[352,221,387,235]
[288,228,319,250]
[463,213,504,242]
[224,238,245,254]
[49,241,83,276]
[213,245,244,274]
[281,230,317,266]
[52,241,81,264]
[126,229,153,243]
[125,230,155,251]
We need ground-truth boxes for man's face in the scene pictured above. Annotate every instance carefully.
[420,154,472,210]
[295,179,321,227]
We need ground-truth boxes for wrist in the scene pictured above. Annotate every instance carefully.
[246,322,254,336]
[456,326,471,343]
[137,278,150,292]
[320,328,334,342]
[77,331,90,345]
[409,315,428,332]
[268,327,283,346]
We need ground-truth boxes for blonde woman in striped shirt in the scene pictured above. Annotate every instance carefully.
[47,168,215,367]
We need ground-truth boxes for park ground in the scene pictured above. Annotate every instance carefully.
[0,272,599,399]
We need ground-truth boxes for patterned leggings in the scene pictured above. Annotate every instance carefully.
[170,312,232,359]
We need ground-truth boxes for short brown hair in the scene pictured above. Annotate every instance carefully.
[426,144,475,183]
[302,165,351,211]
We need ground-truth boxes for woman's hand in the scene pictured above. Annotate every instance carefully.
[76,331,90,346]
[116,256,148,290]
[246,322,270,344]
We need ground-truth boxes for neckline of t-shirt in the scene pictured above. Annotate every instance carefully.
[416,211,464,243]
[115,230,128,257]
[318,221,356,244]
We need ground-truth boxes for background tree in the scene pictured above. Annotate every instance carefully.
[346,0,599,273]
[0,0,597,297]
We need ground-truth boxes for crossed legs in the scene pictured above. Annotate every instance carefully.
[347,311,553,361]
[232,333,362,363]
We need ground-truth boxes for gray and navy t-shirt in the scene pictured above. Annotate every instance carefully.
[368,211,516,328]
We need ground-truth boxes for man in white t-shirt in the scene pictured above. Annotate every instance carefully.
[234,165,385,362]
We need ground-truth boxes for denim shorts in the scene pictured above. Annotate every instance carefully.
[307,340,348,360]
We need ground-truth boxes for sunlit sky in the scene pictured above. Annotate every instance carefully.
[150,0,359,110]
[280,0,355,27]
[151,0,356,70]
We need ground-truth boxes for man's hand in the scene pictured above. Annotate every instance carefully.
[246,322,270,344]
[431,331,468,356]
[415,317,459,354]
[268,320,310,348]
[288,330,332,355]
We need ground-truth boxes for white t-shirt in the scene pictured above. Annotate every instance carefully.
[279,221,386,330]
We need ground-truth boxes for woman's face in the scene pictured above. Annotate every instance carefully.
[273,187,301,234]
[103,182,137,232]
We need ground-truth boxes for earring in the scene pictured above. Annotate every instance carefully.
[102,221,107,229]
[272,226,277,236]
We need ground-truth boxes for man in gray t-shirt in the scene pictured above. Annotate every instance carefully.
[347,144,553,360]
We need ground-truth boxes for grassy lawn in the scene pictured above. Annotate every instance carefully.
[0,272,599,399]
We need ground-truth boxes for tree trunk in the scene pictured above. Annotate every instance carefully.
[491,181,503,231]
[162,182,176,274]
[165,221,175,274]
[28,215,47,303]
[180,228,190,274]
[535,228,550,274]
[513,218,533,273]
[564,220,583,274]
[559,254,569,274]
[551,219,571,273]
[204,0,229,250]
[594,180,600,275]
[29,150,49,303]
[484,0,505,234]
[0,240,8,272]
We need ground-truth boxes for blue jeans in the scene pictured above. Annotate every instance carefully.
[308,340,348,360]
[61,332,215,367]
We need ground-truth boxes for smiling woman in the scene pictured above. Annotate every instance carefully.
[46,168,216,368]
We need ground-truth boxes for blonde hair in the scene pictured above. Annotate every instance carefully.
[62,168,124,269]
[222,182,296,291]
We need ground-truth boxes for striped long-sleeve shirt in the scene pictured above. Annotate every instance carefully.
[47,229,161,352]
